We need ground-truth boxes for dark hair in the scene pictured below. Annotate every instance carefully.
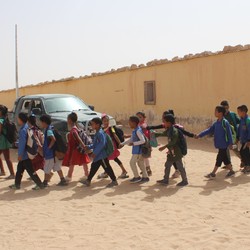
[237,105,248,113]
[136,112,146,118]
[163,109,175,116]
[215,105,226,115]
[91,117,102,126]
[18,112,28,123]
[68,112,78,123]
[28,114,38,127]
[129,116,140,125]
[163,114,175,124]
[40,114,52,125]
[0,105,8,117]
[220,100,229,107]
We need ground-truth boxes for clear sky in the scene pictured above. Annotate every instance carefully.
[1,0,250,90]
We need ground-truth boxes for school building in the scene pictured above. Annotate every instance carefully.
[1,44,250,131]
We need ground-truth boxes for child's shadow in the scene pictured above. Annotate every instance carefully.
[141,180,180,202]
[61,179,110,201]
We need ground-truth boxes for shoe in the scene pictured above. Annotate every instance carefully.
[81,179,91,187]
[139,177,150,184]
[204,173,216,179]
[106,181,118,188]
[176,180,188,186]
[57,179,68,186]
[243,166,250,173]
[171,170,180,179]
[157,179,169,185]
[32,185,44,190]
[225,170,235,178]
[65,176,72,183]
[5,175,15,180]
[0,172,6,177]
[9,184,20,190]
[118,172,129,179]
[97,172,109,179]
[79,176,87,182]
[130,177,142,183]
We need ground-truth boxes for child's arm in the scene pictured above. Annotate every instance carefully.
[225,122,233,146]
[133,130,146,146]
[177,127,195,138]
[247,119,250,147]
[197,124,215,138]
[154,130,168,138]
[147,124,164,130]
[120,137,133,146]
[48,135,56,149]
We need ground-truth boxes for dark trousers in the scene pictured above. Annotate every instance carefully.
[88,158,116,182]
[15,159,43,187]
[240,144,250,166]
[164,159,187,183]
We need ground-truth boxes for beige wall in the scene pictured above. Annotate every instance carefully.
[1,49,250,132]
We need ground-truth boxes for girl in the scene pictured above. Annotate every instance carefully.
[147,109,195,178]
[98,114,129,179]
[63,112,90,182]
[136,112,152,176]
[0,105,15,179]
[27,114,45,173]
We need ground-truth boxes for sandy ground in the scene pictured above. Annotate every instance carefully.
[0,137,250,250]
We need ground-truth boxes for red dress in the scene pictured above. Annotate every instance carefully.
[62,126,90,166]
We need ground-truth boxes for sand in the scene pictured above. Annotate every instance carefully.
[0,137,250,250]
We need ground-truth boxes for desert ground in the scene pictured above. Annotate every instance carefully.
[0,137,250,250]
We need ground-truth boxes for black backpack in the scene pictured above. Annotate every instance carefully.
[53,129,67,160]
[3,120,17,144]
[177,129,188,156]
[109,126,124,147]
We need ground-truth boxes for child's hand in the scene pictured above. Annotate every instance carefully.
[91,154,96,159]
[18,156,22,162]
[128,143,133,146]
[229,144,233,150]
[194,135,199,139]
[159,146,166,152]
[118,144,124,149]
[247,142,250,148]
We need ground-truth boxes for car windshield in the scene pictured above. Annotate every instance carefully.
[44,97,90,113]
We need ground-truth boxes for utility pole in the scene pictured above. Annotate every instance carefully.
[15,24,19,99]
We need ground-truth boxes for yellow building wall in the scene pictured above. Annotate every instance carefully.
[1,49,250,132]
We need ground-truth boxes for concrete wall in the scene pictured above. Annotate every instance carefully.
[1,48,250,132]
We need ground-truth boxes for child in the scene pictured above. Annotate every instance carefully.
[40,115,67,187]
[196,106,235,178]
[81,117,118,188]
[121,116,149,183]
[237,105,250,173]
[136,112,152,176]
[62,112,90,182]
[147,109,195,178]
[97,114,129,179]
[155,114,188,186]
[27,114,45,172]
[0,105,15,179]
[9,113,44,190]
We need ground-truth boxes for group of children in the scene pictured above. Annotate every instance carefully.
[0,100,249,191]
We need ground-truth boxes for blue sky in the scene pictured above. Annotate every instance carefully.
[1,0,250,90]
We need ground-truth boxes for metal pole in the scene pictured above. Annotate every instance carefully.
[15,24,19,99]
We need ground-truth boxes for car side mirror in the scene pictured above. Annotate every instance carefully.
[32,108,42,115]
[88,105,95,111]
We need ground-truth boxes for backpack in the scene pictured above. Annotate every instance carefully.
[177,129,188,156]
[222,119,236,144]
[77,129,93,154]
[26,128,39,160]
[3,120,17,144]
[109,126,124,147]
[53,129,67,160]
[141,135,152,158]
[105,133,114,157]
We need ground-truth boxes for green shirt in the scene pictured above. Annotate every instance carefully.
[0,118,12,150]
[155,126,183,162]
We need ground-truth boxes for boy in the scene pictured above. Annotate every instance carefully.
[155,114,188,186]
[121,116,149,184]
[9,113,44,190]
[237,105,250,173]
[221,100,240,132]
[197,105,235,178]
[40,115,67,187]
[81,117,118,188]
